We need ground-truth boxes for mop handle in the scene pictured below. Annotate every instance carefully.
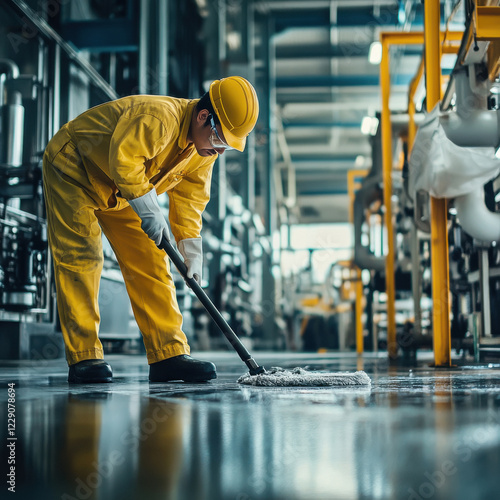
[158,236,265,375]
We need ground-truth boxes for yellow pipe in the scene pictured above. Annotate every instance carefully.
[475,6,500,41]
[487,40,500,80]
[347,169,369,223]
[380,30,462,46]
[380,39,398,359]
[355,267,364,354]
[425,0,452,367]
[379,30,461,361]
[347,169,368,355]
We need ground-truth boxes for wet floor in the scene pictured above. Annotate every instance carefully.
[1,351,500,500]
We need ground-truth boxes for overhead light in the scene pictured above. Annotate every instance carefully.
[226,31,241,51]
[355,155,365,167]
[398,2,406,24]
[361,116,379,135]
[368,42,382,65]
[361,116,372,135]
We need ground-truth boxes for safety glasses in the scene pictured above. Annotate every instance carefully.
[209,115,233,150]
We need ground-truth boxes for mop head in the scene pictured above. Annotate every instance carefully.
[237,366,371,387]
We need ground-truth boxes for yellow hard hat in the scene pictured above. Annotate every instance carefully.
[209,76,259,152]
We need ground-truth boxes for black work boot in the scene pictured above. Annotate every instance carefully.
[68,360,113,384]
[149,355,217,383]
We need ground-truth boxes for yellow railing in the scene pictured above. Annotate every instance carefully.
[379,28,462,362]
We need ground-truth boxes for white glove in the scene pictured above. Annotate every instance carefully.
[128,188,170,245]
[178,238,203,283]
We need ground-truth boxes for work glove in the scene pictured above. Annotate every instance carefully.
[178,238,203,284]
[128,188,171,245]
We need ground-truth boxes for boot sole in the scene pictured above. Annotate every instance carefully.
[68,375,113,384]
[149,372,217,383]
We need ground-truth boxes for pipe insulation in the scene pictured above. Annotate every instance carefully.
[440,68,499,148]
[454,187,500,243]
[353,115,385,272]
[0,59,20,80]
[409,67,500,242]
[409,107,500,199]
[0,91,24,167]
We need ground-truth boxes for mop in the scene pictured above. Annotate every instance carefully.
[237,366,371,387]
[159,237,371,387]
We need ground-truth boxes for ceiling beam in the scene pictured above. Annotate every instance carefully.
[283,121,361,128]
[275,44,423,59]
[275,74,415,87]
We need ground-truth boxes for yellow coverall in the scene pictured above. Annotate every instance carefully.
[42,96,215,365]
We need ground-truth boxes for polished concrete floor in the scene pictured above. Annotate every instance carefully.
[1,351,500,500]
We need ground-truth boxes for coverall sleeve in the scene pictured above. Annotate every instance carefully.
[168,160,214,242]
[109,113,170,200]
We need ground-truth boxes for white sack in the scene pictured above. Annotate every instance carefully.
[408,106,500,199]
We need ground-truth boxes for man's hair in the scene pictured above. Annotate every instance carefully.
[196,92,219,127]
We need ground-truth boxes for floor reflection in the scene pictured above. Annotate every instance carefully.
[9,391,186,500]
[1,354,499,500]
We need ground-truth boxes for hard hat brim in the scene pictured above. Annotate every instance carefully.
[220,125,246,152]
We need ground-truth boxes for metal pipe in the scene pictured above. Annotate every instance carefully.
[353,122,385,272]
[410,224,423,337]
[353,183,385,272]
[0,91,24,167]
[3,0,118,101]
[0,59,20,79]
[157,0,168,96]
[0,59,20,108]
[52,44,61,134]
[407,55,426,340]
[454,187,500,242]
[139,0,149,94]
[440,69,499,148]
[407,57,424,149]
[406,56,431,236]
[37,40,47,152]
[425,0,452,367]
[479,248,492,338]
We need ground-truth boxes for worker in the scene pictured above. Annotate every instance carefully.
[42,76,259,384]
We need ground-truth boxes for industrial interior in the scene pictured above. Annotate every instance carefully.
[1,0,500,499]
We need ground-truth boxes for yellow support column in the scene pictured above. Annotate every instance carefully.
[347,169,369,355]
[355,267,364,354]
[379,30,461,362]
[424,0,452,366]
[380,40,398,359]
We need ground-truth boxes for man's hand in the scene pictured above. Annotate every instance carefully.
[129,188,171,245]
[178,238,203,283]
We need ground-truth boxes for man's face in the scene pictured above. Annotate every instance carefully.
[192,110,227,157]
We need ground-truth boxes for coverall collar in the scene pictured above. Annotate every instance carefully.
[178,99,199,151]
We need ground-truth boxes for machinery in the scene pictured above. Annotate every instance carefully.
[352,4,500,362]
[0,57,60,359]
[0,0,272,360]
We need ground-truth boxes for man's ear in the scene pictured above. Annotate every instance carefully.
[197,108,210,125]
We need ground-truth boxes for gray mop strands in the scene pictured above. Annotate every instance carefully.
[237,366,371,387]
